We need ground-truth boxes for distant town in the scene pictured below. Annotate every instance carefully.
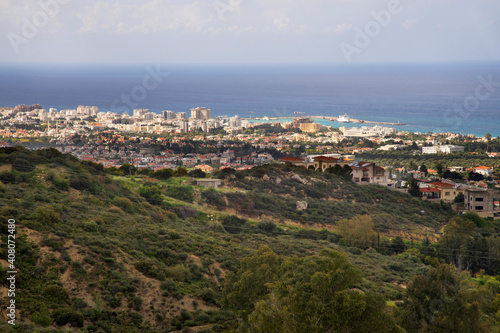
[1,103,499,219]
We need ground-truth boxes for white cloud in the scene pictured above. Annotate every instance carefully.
[324,23,352,34]
[263,10,290,31]
[402,19,417,30]
[75,1,215,34]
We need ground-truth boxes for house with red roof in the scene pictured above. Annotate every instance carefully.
[278,157,306,167]
[420,187,441,200]
[473,166,494,177]
[306,156,351,171]
[428,181,464,202]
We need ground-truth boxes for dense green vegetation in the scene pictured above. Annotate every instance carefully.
[0,146,500,332]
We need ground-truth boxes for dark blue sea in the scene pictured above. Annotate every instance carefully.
[1,62,499,136]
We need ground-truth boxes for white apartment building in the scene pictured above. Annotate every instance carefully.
[341,126,396,138]
[190,107,211,120]
[422,145,464,154]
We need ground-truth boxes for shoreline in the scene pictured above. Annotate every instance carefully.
[243,116,406,126]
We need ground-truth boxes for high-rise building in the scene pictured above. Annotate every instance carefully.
[162,110,176,120]
[229,115,241,127]
[177,112,186,119]
[133,109,149,118]
[190,107,211,120]
[144,112,155,121]
[180,120,189,133]
[77,105,99,116]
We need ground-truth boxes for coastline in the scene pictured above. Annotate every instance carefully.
[244,116,406,126]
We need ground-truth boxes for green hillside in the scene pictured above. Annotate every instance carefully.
[0,146,499,332]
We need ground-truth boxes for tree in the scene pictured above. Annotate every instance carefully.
[221,215,247,234]
[438,217,476,271]
[468,171,484,182]
[247,249,401,333]
[420,163,428,176]
[119,163,137,176]
[485,132,492,141]
[407,178,420,197]
[187,169,206,178]
[139,185,163,205]
[390,236,407,254]
[223,246,283,319]
[151,168,173,180]
[401,264,486,333]
[336,215,377,249]
[454,192,465,204]
[173,166,188,177]
[436,163,444,177]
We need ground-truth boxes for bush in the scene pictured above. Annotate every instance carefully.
[166,186,194,203]
[202,188,225,208]
[54,178,70,191]
[187,169,206,178]
[32,205,61,226]
[134,261,162,279]
[139,185,163,205]
[0,171,15,183]
[171,206,198,219]
[221,215,247,234]
[12,158,36,172]
[112,196,135,213]
[52,309,84,327]
[43,285,69,305]
[32,306,52,327]
[151,168,173,180]
[199,288,216,304]
[257,219,276,232]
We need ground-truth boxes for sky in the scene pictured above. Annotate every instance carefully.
[1,0,500,64]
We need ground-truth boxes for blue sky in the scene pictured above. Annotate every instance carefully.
[1,0,500,64]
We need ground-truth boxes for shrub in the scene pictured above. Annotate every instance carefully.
[199,288,216,304]
[166,186,194,203]
[43,285,69,305]
[32,306,52,327]
[54,178,70,191]
[187,169,206,178]
[112,196,135,213]
[139,185,163,205]
[257,219,276,233]
[0,171,15,183]
[32,205,61,226]
[221,215,247,234]
[171,206,198,219]
[52,309,84,327]
[151,168,173,180]
[12,158,36,172]
[134,260,161,279]
[202,188,225,208]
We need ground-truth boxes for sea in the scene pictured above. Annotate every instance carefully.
[1,62,499,137]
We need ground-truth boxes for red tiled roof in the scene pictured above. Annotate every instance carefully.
[279,157,304,162]
[420,187,441,192]
[429,181,455,188]
[313,156,340,162]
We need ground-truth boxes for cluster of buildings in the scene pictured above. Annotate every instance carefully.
[422,145,465,154]
[279,154,396,187]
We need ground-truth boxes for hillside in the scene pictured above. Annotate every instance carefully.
[0,146,498,332]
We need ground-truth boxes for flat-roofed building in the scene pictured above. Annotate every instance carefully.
[465,189,500,219]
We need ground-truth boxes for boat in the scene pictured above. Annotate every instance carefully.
[337,114,351,123]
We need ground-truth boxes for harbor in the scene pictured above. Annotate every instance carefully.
[243,115,406,126]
